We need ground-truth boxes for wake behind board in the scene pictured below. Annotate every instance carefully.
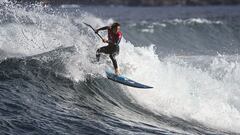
[106,70,153,89]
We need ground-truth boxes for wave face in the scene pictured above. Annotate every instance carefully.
[0,3,240,134]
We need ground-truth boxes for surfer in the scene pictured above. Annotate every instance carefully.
[95,22,122,75]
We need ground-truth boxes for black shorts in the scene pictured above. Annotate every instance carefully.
[97,45,119,56]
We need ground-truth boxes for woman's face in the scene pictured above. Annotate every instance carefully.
[113,26,120,34]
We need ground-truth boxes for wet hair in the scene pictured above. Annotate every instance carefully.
[111,22,120,29]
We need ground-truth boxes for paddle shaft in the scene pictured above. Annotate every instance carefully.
[84,23,104,41]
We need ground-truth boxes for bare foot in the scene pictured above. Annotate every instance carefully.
[115,68,120,75]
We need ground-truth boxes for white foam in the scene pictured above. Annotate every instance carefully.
[60,4,80,8]
[167,18,223,25]
[123,52,240,132]
[0,4,77,56]
[0,0,8,4]
[141,28,154,33]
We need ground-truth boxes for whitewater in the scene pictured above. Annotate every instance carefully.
[0,2,240,135]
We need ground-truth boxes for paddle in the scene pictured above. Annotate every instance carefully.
[83,22,104,41]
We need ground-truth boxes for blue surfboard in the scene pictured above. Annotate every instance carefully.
[106,70,153,89]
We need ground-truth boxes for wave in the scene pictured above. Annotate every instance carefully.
[0,3,240,134]
[1,47,237,134]
[125,17,240,56]
[0,48,195,134]
[129,18,223,35]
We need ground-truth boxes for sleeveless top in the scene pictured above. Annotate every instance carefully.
[108,29,122,46]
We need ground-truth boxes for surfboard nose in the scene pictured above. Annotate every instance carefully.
[106,70,153,89]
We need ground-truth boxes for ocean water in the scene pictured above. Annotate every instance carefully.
[0,2,240,135]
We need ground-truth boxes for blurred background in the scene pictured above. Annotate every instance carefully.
[11,0,240,6]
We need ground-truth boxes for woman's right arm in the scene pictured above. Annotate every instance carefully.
[95,26,110,33]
